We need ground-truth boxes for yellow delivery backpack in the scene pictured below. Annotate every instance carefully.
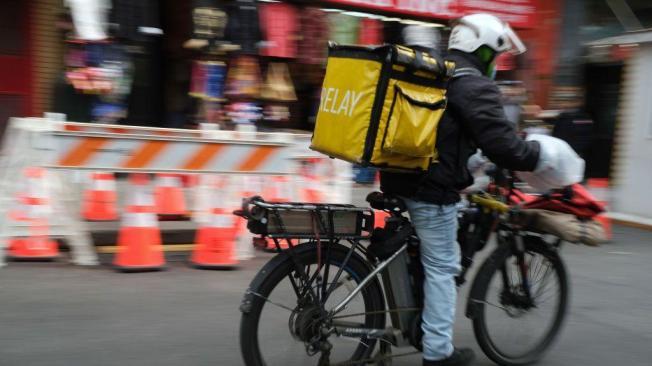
[311,43,455,172]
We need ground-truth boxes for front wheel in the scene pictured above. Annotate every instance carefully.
[468,236,569,366]
[240,242,386,366]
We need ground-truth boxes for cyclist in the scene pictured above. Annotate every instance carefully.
[380,14,583,366]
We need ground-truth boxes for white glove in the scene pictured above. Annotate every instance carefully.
[467,150,489,173]
[516,134,585,191]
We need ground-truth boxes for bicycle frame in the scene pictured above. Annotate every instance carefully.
[238,194,520,347]
[239,177,572,365]
[327,204,516,344]
[330,243,408,316]
[325,240,423,348]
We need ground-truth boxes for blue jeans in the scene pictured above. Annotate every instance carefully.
[402,197,461,361]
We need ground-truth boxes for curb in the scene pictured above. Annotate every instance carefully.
[607,213,652,232]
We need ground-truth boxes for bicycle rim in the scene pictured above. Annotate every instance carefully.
[240,243,386,366]
[472,239,568,365]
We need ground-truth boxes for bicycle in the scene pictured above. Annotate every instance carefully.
[236,184,568,366]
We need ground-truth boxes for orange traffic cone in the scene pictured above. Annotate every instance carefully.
[113,174,165,272]
[190,208,238,269]
[7,167,59,261]
[154,174,188,220]
[8,215,59,261]
[8,187,59,262]
[8,223,59,261]
[82,172,118,221]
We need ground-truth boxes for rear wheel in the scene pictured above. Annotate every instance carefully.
[240,242,386,366]
[470,236,568,365]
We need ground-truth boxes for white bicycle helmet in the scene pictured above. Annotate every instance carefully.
[448,13,526,55]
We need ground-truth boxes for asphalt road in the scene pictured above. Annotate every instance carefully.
[1,224,651,366]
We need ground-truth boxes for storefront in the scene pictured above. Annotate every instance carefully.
[13,0,559,135]
[587,30,652,221]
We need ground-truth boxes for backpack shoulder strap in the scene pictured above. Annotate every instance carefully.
[452,67,483,78]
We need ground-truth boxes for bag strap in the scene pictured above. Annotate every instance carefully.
[452,67,483,78]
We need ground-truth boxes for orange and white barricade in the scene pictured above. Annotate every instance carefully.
[0,117,297,268]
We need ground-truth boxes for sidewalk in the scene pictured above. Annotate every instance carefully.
[584,179,652,232]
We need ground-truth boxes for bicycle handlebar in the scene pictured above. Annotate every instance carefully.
[468,193,511,214]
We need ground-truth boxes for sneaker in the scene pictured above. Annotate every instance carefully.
[423,348,475,366]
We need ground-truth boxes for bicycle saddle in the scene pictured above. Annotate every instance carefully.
[366,192,407,213]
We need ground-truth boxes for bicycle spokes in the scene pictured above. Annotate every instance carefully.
[482,248,563,358]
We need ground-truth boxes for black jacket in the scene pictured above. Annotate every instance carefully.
[380,51,540,204]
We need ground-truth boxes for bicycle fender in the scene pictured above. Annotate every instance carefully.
[239,248,295,314]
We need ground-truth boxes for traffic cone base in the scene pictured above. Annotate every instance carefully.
[7,238,59,261]
[190,227,238,269]
[114,227,165,272]
[190,208,239,270]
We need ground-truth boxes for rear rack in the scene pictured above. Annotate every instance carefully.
[234,196,374,240]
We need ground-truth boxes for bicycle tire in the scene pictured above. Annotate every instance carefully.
[469,237,569,366]
[240,242,386,366]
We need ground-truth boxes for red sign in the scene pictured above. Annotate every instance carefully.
[324,0,536,28]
